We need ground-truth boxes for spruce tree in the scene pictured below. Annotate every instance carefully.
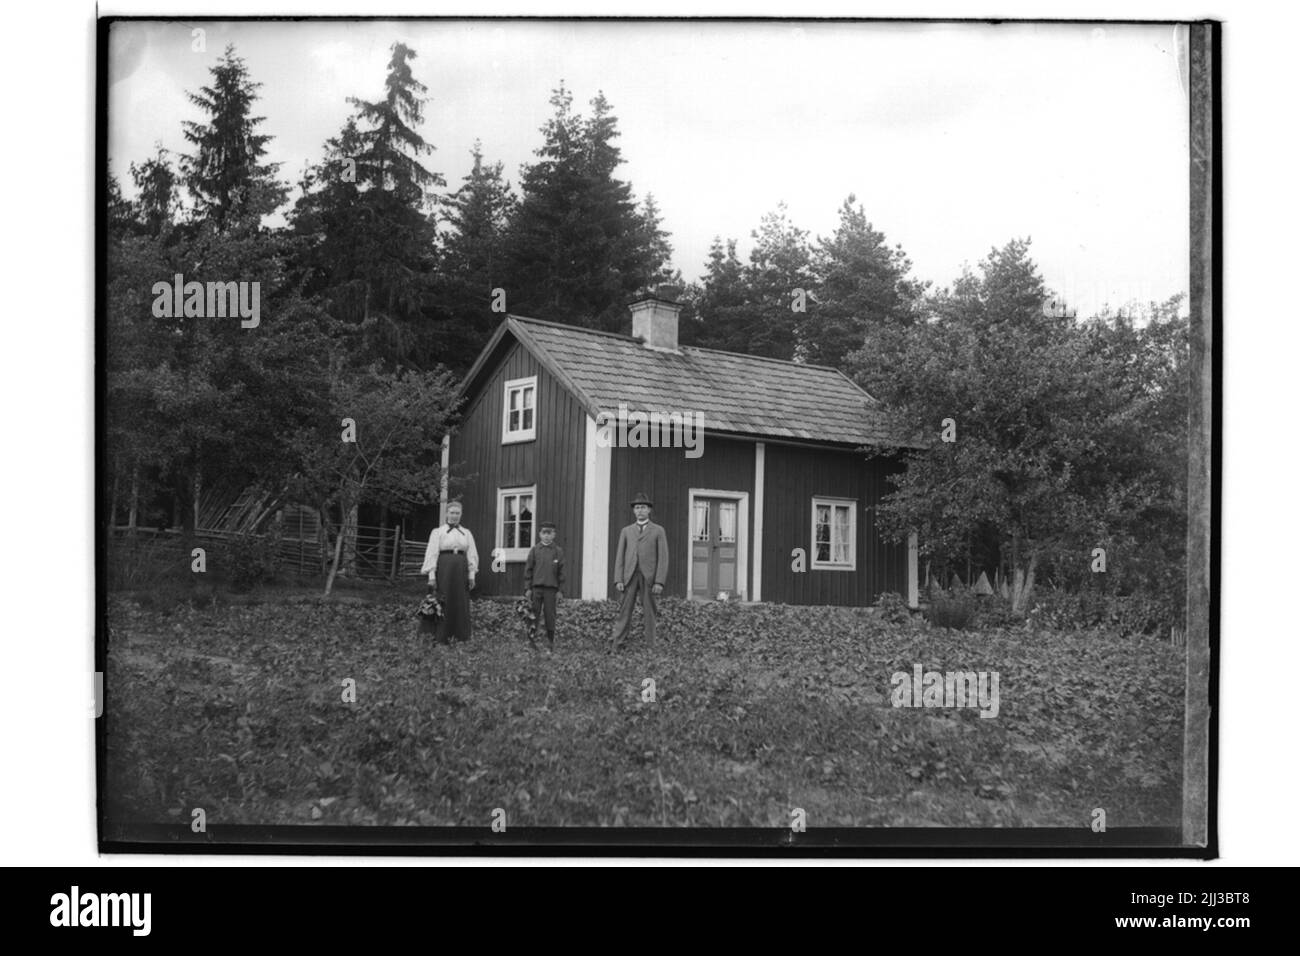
[437,141,516,366]
[291,42,443,369]
[346,42,445,202]
[689,237,749,352]
[181,44,286,227]
[506,85,670,330]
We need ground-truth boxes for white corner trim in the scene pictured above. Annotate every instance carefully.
[439,433,450,525]
[581,415,612,599]
[752,442,765,601]
[908,532,920,609]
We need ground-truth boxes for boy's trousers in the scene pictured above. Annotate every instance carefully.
[530,585,558,637]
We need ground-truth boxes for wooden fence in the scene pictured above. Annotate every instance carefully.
[108,523,428,583]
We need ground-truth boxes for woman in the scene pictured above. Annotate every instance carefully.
[421,501,478,644]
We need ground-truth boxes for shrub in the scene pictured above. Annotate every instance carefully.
[220,530,282,593]
[107,533,189,591]
[874,591,912,625]
[1027,588,1178,637]
[129,580,216,613]
[925,591,975,630]
[971,595,1021,630]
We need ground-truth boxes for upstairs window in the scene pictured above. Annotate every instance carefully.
[502,376,537,443]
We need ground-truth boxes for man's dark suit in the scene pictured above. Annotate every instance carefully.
[610,520,669,646]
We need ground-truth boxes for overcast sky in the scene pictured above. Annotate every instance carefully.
[108,19,1190,318]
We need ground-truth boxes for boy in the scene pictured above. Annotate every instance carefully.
[524,521,565,651]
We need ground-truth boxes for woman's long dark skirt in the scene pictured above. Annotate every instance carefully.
[432,550,472,644]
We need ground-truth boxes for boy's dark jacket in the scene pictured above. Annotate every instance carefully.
[524,542,565,590]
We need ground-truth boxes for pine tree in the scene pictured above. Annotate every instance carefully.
[181,45,287,227]
[805,194,926,368]
[741,203,811,361]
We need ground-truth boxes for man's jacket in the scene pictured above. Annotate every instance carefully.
[612,521,669,588]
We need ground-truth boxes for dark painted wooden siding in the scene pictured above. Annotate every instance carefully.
[446,341,588,597]
[759,443,905,606]
[606,436,756,599]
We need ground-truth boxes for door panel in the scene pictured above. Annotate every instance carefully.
[691,497,741,599]
[691,500,711,598]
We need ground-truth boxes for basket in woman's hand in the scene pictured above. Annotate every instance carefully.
[416,590,444,623]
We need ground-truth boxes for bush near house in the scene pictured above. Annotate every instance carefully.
[1027,589,1178,638]
[873,591,912,625]
[925,590,976,630]
[219,530,284,593]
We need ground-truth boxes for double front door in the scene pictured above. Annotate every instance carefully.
[691,496,739,599]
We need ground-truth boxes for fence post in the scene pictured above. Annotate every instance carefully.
[391,525,402,579]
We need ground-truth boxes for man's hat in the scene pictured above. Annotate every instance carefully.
[539,520,556,531]
[630,492,654,507]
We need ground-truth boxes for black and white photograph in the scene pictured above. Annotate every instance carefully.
[95,15,1214,852]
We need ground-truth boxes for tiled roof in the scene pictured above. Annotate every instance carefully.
[507,316,903,447]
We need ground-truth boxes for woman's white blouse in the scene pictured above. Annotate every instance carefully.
[421,524,480,579]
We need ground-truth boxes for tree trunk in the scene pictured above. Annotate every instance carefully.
[109,460,122,529]
[193,470,203,532]
[323,504,350,596]
[343,504,358,576]
[1011,552,1039,614]
[127,465,140,532]
[178,470,196,556]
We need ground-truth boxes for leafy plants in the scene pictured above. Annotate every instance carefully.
[874,591,912,625]
[925,590,975,630]
[971,595,1021,630]
[104,593,1184,828]
[1027,588,1177,637]
[220,530,283,593]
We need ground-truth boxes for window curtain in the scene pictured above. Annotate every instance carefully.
[718,502,737,542]
[692,500,709,540]
[833,505,851,563]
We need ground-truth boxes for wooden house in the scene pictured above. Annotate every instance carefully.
[441,289,919,607]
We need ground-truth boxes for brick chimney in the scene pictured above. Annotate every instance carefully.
[630,284,682,351]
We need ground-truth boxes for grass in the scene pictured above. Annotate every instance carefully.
[103,593,1184,829]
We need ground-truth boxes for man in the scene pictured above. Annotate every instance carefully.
[609,492,669,649]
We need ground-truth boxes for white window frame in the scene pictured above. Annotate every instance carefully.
[502,376,538,444]
[496,485,537,563]
[811,496,857,571]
